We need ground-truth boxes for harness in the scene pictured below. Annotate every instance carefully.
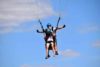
[45,29,54,43]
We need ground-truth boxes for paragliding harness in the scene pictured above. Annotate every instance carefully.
[45,28,54,50]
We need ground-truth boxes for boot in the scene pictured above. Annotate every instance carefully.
[55,51,59,55]
[45,55,50,59]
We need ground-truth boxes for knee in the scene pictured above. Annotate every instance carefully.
[46,43,50,48]
[51,43,54,47]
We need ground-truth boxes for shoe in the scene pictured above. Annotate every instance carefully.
[48,55,50,57]
[45,55,50,59]
[55,51,59,55]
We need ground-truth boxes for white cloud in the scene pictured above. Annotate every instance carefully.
[38,64,56,67]
[92,40,100,48]
[20,64,32,67]
[60,49,80,57]
[0,0,55,34]
[20,64,57,67]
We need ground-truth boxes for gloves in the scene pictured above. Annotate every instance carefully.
[63,25,66,28]
[36,30,39,33]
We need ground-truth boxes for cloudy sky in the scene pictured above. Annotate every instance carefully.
[0,0,100,67]
[0,0,54,33]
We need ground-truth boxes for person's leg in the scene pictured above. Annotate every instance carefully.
[54,42,58,51]
[53,38,59,55]
[54,42,59,55]
[51,42,56,56]
[45,43,50,59]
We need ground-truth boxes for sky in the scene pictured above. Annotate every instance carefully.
[0,0,100,67]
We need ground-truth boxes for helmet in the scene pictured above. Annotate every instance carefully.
[47,23,52,28]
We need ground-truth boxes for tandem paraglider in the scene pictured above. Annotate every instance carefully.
[36,16,66,59]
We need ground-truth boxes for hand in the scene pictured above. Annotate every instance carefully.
[63,25,66,28]
[36,30,39,33]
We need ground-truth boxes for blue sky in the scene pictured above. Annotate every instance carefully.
[0,0,100,67]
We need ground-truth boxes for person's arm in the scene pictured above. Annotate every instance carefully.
[36,30,44,33]
[55,16,65,31]
[56,24,66,31]
[38,19,45,32]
